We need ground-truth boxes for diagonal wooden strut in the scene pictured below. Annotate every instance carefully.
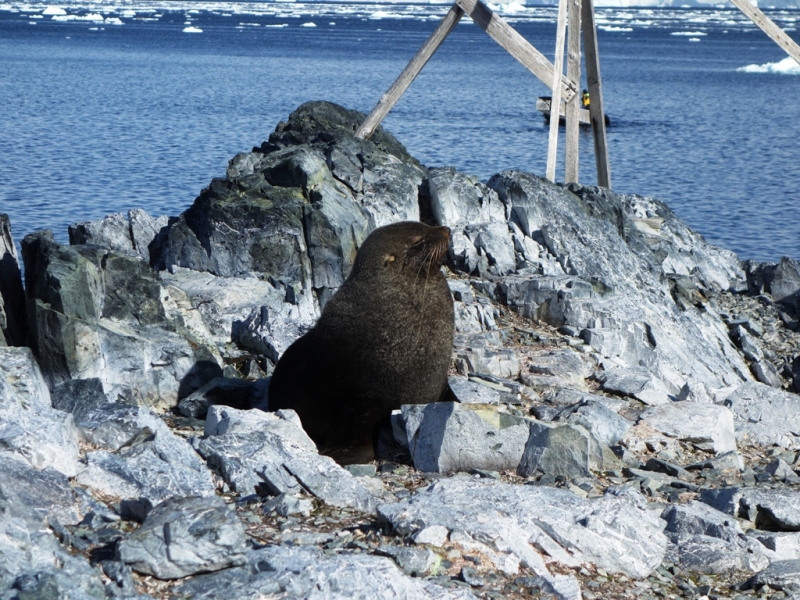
[355,0,578,140]
[728,0,800,66]
[355,4,464,140]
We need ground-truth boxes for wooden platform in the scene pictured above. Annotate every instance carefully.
[537,96,591,126]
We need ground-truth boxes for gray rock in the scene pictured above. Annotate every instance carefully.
[601,367,672,406]
[0,453,81,527]
[69,212,137,256]
[518,420,615,478]
[50,377,109,421]
[194,413,376,513]
[402,402,530,474]
[160,267,318,353]
[453,333,521,380]
[21,231,223,409]
[750,531,800,561]
[152,102,424,310]
[765,457,800,483]
[527,349,591,388]
[487,172,749,397]
[75,415,216,511]
[71,402,169,451]
[448,376,502,405]
[204,405,303,439]
[0,213,27,347]
[701,487,800,530]
[263,492,314,517]
[178,377,258,419]
[117,495,247,579]
[377,545,440,576]
[743,559,800,593]
[752,359,783,388]
[640,401,737,454]
[662,501,749,543]
[518,575,583,600]
[665,534,768,574]
[378,477,667,579]
[771,257,800,310]
[558,399,633,446]
[685,450,744,472]
[0,346,81,477]
[173,545,476,599]
[724,382,800,448]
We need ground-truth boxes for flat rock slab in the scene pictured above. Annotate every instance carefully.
[518,420,617,478]
[117,495,247,579]
[601,367,671,406]
[0,346,81,477]
[76,418,216,514]
[724,382,800,449]
[558,400,633,447]
[701,487,800,530]
[402,402,530,474]
[378,477,667,579]
[640,401,737,454]
[744,559,800,593]
[173,545,477,600]
[0,453,81,527]
[665,534,768,574]
[194,409,376,514]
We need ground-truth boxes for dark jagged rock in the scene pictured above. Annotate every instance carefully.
[21,230,222,408]
[0,213,27,346]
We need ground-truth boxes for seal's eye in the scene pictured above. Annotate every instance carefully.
[383,254,396,267]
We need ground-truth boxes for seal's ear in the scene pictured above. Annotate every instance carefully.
[383,254,396,267]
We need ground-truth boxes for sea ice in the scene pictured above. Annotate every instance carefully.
[42,5,66,15]
[183,26,203,33]
[738,56,800,75]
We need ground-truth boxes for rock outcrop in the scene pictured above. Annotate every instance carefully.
[1,100,799,599]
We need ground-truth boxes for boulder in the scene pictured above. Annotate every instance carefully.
[193,407,376,513]
[378,477,667,579]
[172,545,477,600]
[402,403,530,473]
[640,401,737,455]
[724,382,800,449]
[117,495,247,579]
[0,346,81,477]
[21,231,222,409]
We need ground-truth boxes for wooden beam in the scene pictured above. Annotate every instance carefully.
[728,0,800,66]
[356,3,464,140]
[565,0,582,183]
[581,0,611,188]
[455,0,578,102]
[546,0,569,182]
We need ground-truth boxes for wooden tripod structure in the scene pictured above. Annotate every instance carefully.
[355,0,800,190]
[354,0,610,187]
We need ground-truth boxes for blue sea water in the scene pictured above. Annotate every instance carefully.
[1,1,799,263]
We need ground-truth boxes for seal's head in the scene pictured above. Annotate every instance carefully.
[349,221,451,281]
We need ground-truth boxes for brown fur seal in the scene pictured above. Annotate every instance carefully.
[268,221,454,464]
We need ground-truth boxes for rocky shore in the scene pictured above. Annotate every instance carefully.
[2,101,800,600]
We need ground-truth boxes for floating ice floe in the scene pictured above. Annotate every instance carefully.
[301,21,316,27]
[42,5,66,15]
[737,56,800,75]
[671,30,707,36]
[600,25,633,31]
[105,17,123,25]
[183,26,203,33]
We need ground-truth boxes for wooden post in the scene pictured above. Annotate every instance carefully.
[455,0,578,101]
[728,0,800,66]
[546,0,569,182]
[581,0,611,188]
[356,3,464,140]
[564,0,582,183]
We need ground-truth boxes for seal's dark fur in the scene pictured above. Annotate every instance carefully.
[268,221,454,464]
